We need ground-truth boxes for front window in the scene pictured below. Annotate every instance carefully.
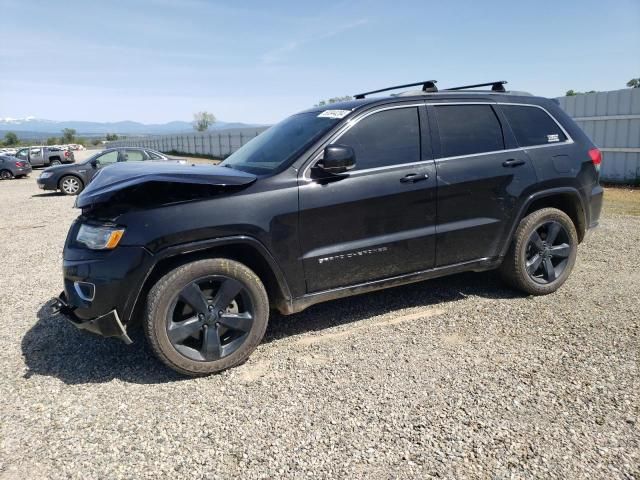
[221,112,345,174]
[336,107,421,170]
[94,150,119,168]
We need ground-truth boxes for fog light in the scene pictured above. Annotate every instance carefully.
[74,281,95,301]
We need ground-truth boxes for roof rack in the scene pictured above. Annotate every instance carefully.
[354,80,438,99]
[444,81,507,92]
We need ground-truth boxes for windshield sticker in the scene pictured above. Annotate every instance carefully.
[547,134,560,143]
[318,110,351,119]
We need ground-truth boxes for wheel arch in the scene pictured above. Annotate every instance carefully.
[501,187,587,257]
[127,236,293,327]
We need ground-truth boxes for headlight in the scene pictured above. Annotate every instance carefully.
[39,172,53,179]
[76,224,125,250]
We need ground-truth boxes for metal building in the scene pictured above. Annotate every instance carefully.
[556,88,640,184]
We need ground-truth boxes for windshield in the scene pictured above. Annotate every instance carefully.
[220,112,344,174]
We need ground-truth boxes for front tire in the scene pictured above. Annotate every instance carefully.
[144,259,269,376]
[499,208,578,295]
[59,175,83,195]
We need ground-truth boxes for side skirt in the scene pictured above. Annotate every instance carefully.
[281,256,502,315]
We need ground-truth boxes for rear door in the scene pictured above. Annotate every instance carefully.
[298,104,437,292]
[429,103,537,267]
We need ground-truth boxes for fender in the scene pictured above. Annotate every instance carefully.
[499,186,587,258]
[124,235,293,323]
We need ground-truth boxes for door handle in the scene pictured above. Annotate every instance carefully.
[502,159,526,167]
[400,173,428,183]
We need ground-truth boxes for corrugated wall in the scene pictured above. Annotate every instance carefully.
[108,127,269,158]
[556,88,640,183]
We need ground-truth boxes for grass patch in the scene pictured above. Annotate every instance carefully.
[603,186,640,216]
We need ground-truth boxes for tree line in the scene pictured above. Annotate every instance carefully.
[1,129,120,147]
[566,77,639,96]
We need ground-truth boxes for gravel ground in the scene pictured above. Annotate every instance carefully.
[0,173,638,479]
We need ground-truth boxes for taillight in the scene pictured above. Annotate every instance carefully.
[588,148,602,172]
[64,151,70,157]
[15,161,25,167]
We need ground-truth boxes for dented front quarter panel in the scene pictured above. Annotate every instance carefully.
[75,162,306,299]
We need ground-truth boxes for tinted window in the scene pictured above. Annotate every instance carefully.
[435,105,504,157]
[336,107,420,170]
[16,149,28,161]
[501,105,567,147]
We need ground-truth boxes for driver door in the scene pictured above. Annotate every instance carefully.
[298,105,437,292]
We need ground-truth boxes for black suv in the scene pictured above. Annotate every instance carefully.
[52,80,603,376]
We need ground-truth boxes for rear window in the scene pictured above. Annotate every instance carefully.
[434,105,505,157]
[501,105,567,147]
[147,151,164,160]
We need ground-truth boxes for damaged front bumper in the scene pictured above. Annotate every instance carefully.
[50,292,133,344]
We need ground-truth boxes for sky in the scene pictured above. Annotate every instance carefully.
[1,0,639,125]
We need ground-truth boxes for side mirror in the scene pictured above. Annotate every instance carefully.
[315,145,355,174]
[90,159,98,168]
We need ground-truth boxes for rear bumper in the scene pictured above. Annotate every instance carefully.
[51,292,133,344]
[588,184,604,229]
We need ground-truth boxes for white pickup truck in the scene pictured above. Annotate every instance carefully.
[15,146,75,167]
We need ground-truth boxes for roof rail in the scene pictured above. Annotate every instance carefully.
[444,81,507,92]
[354,80,438,99]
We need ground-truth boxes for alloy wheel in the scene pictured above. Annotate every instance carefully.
[167,276,255,362]
[61,177,80,194]
[0,170,12,180]
[525,221,572,284]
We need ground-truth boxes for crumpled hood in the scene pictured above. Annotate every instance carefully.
[75,161,256,208]
[42,163,77,173]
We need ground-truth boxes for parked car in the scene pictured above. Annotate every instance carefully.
[15,146,74,167]
[51,80,603,376]
[0,155,32,179]
[0,148,18,156]
[37,147,177,195]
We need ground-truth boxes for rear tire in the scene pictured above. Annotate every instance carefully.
[499,208,578,295]
[50,159,61,166]
[59,175,83,195]
[144,259,269,376]
[0,170,13,180]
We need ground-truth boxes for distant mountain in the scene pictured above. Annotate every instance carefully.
[0,117,263,136]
